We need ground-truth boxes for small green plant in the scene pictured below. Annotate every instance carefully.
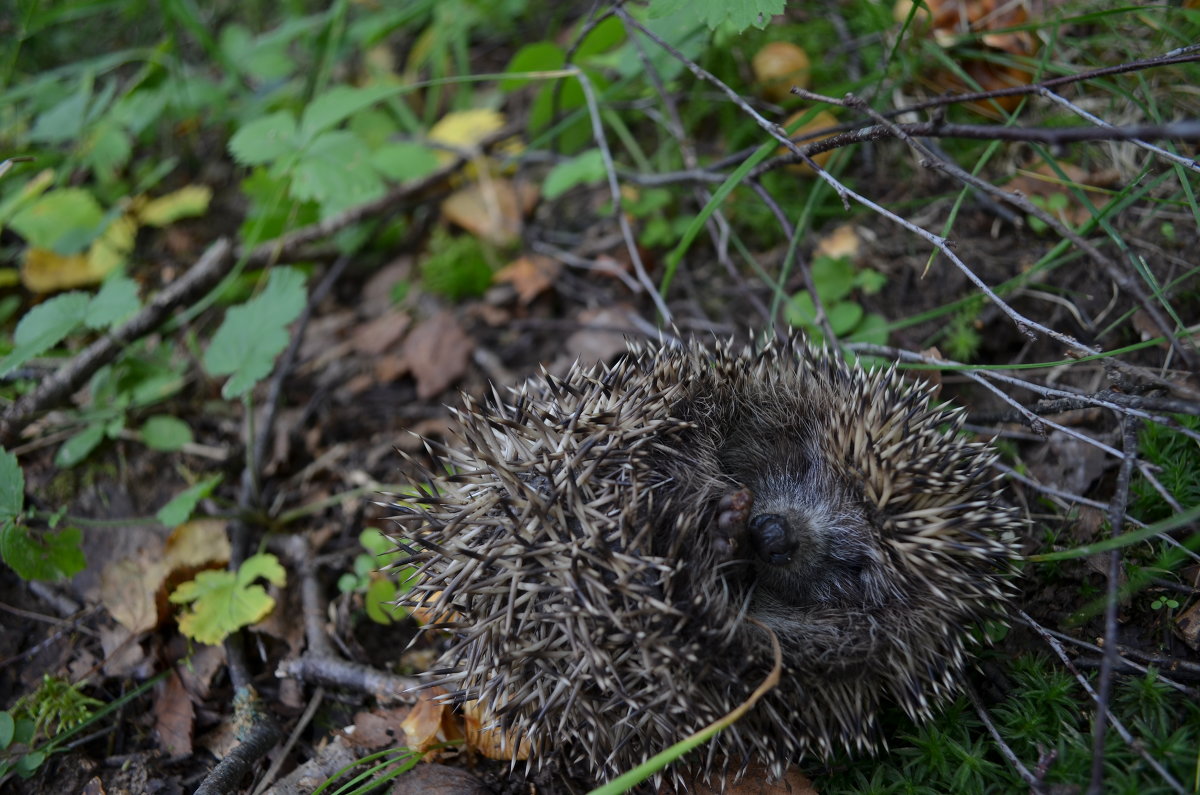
[0,448,86,582]
[1149,595,1179,611]
[785,255,888,344]
[941,309,984,361]
[338,528,417,625]
[0,674,102,778]
[419,229,496,300]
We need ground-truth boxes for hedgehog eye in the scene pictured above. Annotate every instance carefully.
[748,513,798,565]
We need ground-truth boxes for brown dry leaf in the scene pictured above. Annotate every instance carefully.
[906,0,1039,116]
[164,519,231,572]
[352,310,412,356]
[1008,162,1116,227]
[176,643,225,700]
[100,556,167,634]
[98,624,148,678]
[779,110,839,176]
[153,670,195,756]
[461,700,530,761]
[400,691,455,754]
[752,42,811,103]
[1176,597,1200,652]
[100,519,229,636]
[814,224,862,260]
[345,706,413,749]
[440,178,538,246]
[494,254,561,304]
[402,311,474,399]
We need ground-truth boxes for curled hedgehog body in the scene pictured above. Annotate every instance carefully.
[397,337,1021,788]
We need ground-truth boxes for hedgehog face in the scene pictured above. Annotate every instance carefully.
[736,466,889,611]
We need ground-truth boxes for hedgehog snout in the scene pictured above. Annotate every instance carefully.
[748,513,800,564]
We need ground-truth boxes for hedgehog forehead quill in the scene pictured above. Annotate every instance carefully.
[395,336,1022,787]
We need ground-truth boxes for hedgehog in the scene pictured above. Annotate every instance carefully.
[395,335,1022,790]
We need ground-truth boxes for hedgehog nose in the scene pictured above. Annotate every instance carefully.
[748,513,799,565]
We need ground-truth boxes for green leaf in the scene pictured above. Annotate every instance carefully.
[9,189,104,251]
[169,552,286,645]
[0,523,85,581]
[648,0,784,31]
[500,42,565,91]
[827,302,864,335]
[0,711,14,747]
[156,474,223,527]
[811,256,855,303]
[30,83,90,144]
[229,112,299,166]
[299,84,397,142]
[15,749,45,777]
[83,120,133,181]
[203,267,308,399]
[140,415,193,451]
[575,16,625,58]
[55,422,106,468]
[291,131,385,215]
[849,313,889,346]
[542,149,606,200]
[0,292,90,377]
[365,576,403,624]
[855,269,887,295]
[85,274,140,330]
[370,142,440,182]
[0,449,24,521]
[785,290,817,328]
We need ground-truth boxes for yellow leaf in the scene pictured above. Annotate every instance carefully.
[139,185,212,227]
[21,213,137,292]
[428,109,506,164]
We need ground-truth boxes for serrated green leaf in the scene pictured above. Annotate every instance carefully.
[501,42,565,91]
[55,422,106,468]
[0,450,24,520]
[140,415,193,451]
[83,120,133,181]
[543,149,606,200]
[156,473,223,527]
[169,552,286,645]
[370,142,439,182]
[229,111,299,166]
[0,523,85,581]
[203,267,308,398]
[85,274,140,329]
[9,189,104,251]
[298,84,397,142]
[648,0,783,31]
[291,130,385,215]
[30,84,90,144]
[0,292,90,377]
